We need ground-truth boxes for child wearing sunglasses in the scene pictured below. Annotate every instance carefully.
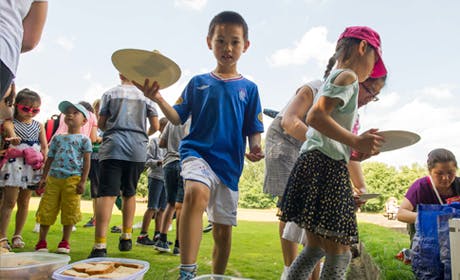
[0,88,47,252]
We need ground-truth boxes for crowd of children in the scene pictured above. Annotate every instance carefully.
[4,7,448,280]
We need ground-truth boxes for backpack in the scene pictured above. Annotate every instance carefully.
[44,114,61,143]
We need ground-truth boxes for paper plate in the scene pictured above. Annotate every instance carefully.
[111,49,181,89]
[359,193,380,200]
[378,130,420,152]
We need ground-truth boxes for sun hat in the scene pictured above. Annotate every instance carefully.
[339,26,387,78]
[111,49,181,90]
[58,101,89,120]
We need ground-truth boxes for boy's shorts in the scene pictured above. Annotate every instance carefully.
[147,177,166,211]
[88,159,100,198]
[181,157,238,226]
[163,160,184,205]
[36,176,82,226]
[98,159,145,197]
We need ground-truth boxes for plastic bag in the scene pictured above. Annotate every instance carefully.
[282,222,306,245]
[411,204,458,280]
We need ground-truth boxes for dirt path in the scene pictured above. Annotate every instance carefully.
[28,197,407,228]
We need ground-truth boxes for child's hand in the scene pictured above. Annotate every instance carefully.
[133,79,162,102]
[354,128,384,156]
[350,150,371,161]
[36,179,46,196]
[245,145,264,162]
[5,136,21,146]
[76,181,85,195]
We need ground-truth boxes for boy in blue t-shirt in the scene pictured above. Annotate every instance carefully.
[35,101,92,254]
[135,11,264,279]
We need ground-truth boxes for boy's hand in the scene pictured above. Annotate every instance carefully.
[245,145,264,162]
[36,179,46,196]
[133,79,162,102]
[76,181,85,195]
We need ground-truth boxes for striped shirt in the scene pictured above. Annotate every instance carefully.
[13,119,40,144]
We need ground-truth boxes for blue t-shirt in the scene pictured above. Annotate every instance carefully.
[48,134,92,178]
[173,72,264,191]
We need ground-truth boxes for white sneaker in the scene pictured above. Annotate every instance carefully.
[33,223,40,233]
[72,225,77,232]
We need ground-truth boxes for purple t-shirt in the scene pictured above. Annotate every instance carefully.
[405,176,459,207]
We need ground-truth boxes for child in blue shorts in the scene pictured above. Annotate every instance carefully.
[35,101,92,254]
[135,11,264,280]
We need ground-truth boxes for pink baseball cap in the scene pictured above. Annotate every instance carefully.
[339,26,387,78]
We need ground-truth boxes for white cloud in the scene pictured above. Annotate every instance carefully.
[267,26,335,67]
[55,36,76,51]
[360,84,460,167]
[174,0,207,11]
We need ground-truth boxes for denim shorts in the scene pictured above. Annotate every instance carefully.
[147,177,166,210]
[163,160,184,205]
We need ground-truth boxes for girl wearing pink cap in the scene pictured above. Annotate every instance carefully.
[280,26,386,279]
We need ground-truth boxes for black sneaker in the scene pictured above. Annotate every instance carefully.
[119,238,132,251]
[173,246,180,256]
[88,248,107,258]
[83,217,95,227]
[136,235,154,246]
[153,240,170,253]
[111,226,121,233]
[203,223,213,233]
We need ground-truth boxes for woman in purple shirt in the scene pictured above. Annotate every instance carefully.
[398,148,460,243]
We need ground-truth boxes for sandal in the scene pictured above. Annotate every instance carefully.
[12,235,25,249]
[0,237,11,252]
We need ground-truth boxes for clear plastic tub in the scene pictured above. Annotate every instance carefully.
[0,252,70,280]
[52,257,149,280]
[193,275,253,280]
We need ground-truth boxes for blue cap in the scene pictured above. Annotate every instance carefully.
[58,101,89,120]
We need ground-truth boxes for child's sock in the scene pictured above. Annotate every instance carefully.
[319,251,352,280]
[160,233,168,242]
[121,227,132,240]
[154,231,160,238]
[180,263,197,276]
[94,236,106,249]
[139,231,148,237]
[287,246,324,280]
[174,239,180,248]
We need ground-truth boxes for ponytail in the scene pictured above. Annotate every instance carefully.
[323,37,362,80]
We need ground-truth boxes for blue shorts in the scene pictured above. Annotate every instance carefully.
[164,160,184,205]
[147,177,166,210]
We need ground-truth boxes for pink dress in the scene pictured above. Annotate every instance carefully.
[53,111,97,139]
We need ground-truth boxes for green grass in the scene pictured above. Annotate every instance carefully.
[358,223,415,280]
[6,212,415,279]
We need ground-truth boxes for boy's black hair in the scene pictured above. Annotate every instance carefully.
[208,11,248,41]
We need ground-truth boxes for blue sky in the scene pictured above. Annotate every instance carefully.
[15,0,460,167]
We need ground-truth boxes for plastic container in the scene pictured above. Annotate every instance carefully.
[52,257,149,280]
[193,275,252,280]
[0,252,70,280]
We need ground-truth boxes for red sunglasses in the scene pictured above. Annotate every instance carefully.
[17,104,41,114]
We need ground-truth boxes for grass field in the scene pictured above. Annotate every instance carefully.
[4,211,415,279]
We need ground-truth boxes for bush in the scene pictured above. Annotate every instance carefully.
[239,159,276,209]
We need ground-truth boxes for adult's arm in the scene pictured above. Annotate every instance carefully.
[22,1,48,53]
[397,197,416,224]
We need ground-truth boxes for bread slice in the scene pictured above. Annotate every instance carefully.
[85,263,116,275]
[62,269,90,278]
[72,262,95,272]
[88,272,131,278]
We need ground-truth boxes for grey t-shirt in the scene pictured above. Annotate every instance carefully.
[160,120,190,167]
[98,84,158,162]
